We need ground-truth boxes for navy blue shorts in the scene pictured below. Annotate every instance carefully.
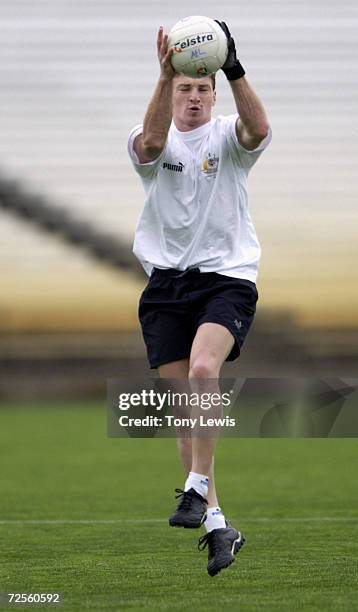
[138,267,258,369]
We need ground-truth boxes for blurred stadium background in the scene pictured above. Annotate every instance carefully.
[1,0,358,401]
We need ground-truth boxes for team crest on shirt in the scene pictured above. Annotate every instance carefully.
[201,152,219,177]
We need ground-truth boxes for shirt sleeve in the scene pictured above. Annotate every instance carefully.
[127,124,166,179]
[222,114,272,172]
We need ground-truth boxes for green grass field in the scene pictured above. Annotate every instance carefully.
[1,402,358,611]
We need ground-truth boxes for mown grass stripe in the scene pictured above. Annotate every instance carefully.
[0,517,357,524]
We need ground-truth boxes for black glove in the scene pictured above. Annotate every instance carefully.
[215,20,246,81]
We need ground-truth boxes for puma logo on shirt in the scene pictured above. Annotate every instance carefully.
[163,161,184,172]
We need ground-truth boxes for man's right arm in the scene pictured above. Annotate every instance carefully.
[134,27,175,164]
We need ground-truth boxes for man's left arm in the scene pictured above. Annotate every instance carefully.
[230,77,270,151]
[215,20,270,151]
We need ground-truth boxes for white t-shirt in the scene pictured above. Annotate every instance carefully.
[127,114,271,282]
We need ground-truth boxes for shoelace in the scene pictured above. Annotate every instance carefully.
[198,531,218,553]
[174,488,197,511]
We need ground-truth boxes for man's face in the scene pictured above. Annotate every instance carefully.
[172,75,216,131]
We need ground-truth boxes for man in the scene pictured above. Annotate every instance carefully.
[127,22,271,576]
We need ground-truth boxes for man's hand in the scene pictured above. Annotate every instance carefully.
[214,20,246,81]
[157,26,175,80]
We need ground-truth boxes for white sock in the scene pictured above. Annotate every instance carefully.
[205,506,226,532]
[184,471,209,499]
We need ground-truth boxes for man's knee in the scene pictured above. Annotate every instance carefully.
[189,355,219,380]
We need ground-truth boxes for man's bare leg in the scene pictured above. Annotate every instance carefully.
[159,328,245,575]
[158,323,233,509]
[188,322,234,480]
[158,359,189,380]
[158,356,221,507]
[188,323,245,575]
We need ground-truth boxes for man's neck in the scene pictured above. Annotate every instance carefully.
[173,117,211,132]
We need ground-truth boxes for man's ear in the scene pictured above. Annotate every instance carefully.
[212,91,217,106]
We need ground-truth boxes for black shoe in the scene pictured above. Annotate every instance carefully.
[198,525,245,576]
[169,488,207,528]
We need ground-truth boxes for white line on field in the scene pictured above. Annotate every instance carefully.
[0,517,357,525]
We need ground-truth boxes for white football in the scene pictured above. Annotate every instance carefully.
[168,15,228,78]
